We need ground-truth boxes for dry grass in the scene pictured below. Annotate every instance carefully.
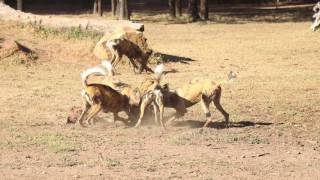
[0,18,319,179]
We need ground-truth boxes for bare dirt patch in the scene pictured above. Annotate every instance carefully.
[0,19,319,179]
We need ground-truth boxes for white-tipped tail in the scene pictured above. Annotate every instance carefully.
[81,67,107,87]
[155,64,164,75]
[101,60,113,72]
[81,67,107,80]
[154,64,165,81]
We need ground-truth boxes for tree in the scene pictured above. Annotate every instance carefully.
[275,0,280,9]
[188,0,209,21]
[168,0,176,17]
[168,0,182,18]
[175,0,182,17]
[111,0,117,17]
[199,0,208,20]
[116,0,130,20]
[188,0,199,21]
[93,0,102,16]
[17,0,23,11]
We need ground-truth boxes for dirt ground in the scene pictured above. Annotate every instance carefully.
[0,16,320,179]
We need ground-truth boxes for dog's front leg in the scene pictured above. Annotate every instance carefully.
[86,104,102,126]
[165,112,181,126]
[155,94,165,129]
[152,102,159,125]
[165,101,186,126]
[201,96,212,128]
[129,58,139,74]
[111,52,122,74]
[135,94,153,128]
[78,97,91,127]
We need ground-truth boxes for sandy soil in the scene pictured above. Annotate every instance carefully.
[0,18,319,179]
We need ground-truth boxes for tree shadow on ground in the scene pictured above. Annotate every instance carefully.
[171,120,273,129]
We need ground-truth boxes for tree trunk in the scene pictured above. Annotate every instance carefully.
[93,0,102,16]
[275,0,280,9]
[199,0,208,20]
[111,0,117,17]
[93,0,97,14]
[188,0,199,21]
[17,0,23,11]
[97,0,102,16]
[168,0,176,17]
[175,0,182,17]
[118,0,129,20]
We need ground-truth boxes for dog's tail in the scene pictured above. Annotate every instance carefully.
[217,71,237,87]
[154,64,165,81]
[81,67,107,88]
[101,60,114,76]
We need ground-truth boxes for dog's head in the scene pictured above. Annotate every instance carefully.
[66,106,82,124]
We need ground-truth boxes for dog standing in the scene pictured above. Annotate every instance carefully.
[158,72,237,128]
[78,65,138,127]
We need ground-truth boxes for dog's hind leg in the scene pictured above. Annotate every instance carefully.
[86,104,102,125]
[79,95,91,127]
[135,94,153,128]
[152,102,159,125]
[141,62,154,74]
[201,96,213,128]
[165,111,184,126]
[79,105,90,127]
[155,93,165,129]
[128,58,140,74]
[165,100,186,126]
[213,88,229,127]
[111,52,122,74]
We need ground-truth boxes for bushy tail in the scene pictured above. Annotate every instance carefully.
[218,71,237,86]
[81,67,107,88]
[154,64,165,81]
[101,60,114,76]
